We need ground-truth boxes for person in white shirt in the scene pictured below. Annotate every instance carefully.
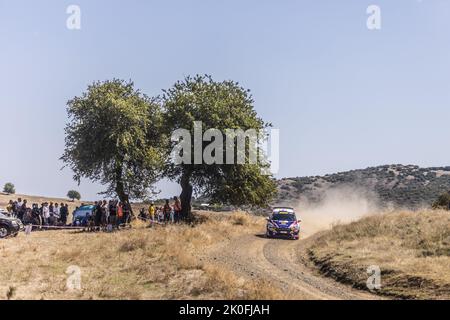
[54,203,60,218]
[42,203,50,225]
[50,203,60,225]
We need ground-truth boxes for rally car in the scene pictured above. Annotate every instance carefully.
[266,207,300,240]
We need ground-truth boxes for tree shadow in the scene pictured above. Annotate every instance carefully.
[255,233,294,241]
[255,233,267,239]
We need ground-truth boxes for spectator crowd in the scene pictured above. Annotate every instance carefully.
[5,198,70,226]
[3,196,184,231]
[140,197,183,224]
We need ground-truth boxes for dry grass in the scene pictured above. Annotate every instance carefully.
[0,210,282,300]
[308,210,450,299]
[201,264,283,300]
[230,211,252,226]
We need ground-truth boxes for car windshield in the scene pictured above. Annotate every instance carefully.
[74,211,90,218]
[272,214,296,221]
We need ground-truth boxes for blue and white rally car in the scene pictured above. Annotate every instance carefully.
[266,207,301,240]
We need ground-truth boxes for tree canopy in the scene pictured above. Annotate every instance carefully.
[67,190,81,201]
[62,76,276,216]
[3,182,15,194]
[162,75,277,217]
[61,79,165,208]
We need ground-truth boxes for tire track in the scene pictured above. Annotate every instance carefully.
[206,233,381,300]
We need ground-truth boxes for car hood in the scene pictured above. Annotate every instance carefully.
[0,216,21,224]
[269,219,295,228]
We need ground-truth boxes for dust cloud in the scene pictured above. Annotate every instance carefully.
[295,186,381,236]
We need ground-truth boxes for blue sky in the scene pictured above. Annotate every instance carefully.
[1,0,449,200]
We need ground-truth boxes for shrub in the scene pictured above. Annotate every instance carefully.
[432,191,450,209]
[67,190,81,201]
[3,183,15,194]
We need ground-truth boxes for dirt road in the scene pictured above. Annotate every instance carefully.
[205,232,381,300]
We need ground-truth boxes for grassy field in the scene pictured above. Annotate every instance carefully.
[308,210,450,299]
[2,191,449,300]
[0,210,284,300]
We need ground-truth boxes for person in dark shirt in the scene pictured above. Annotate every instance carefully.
[94,201,102,231]
[109,200,117,230]
[59,203,68,225]
[122,201,131,225]
[18,200,28,221]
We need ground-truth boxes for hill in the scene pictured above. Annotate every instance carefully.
[276,164,450,209]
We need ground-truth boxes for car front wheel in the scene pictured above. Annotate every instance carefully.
[0,225,10,238]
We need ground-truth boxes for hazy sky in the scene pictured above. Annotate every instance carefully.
[1,0,449,200]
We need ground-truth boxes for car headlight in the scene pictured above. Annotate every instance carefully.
[267,223,276,230]
[11,221,18,226]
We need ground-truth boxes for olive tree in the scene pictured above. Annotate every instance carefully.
[162,75,277,219]
[61,79,165,211]
[67,190,81,201]
[3,183,15,194]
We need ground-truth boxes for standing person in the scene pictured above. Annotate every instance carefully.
[148,203,155,222]
[101,200,109,230]
[48,202,55,226]
[18,199,27,221]
[91,201,97,227]
[117,202,123,226]
[65,203,69,222]
[158,206,164,223]
[6,200,14,217]
[138,208,147,221]
[31,203,42,226]
[59,203,68,225]
[53,203,60,224]
[163,200,171,224]
[170,206,175,224]
[42,202,50,225]
[12,201,18,217]
[122,201,131,225]
[49,202,54,216]
[16,198,23,214]
[94,201,102,231]
[173,196,182,223]
[108,200,117,230]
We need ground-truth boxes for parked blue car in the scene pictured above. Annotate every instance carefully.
[72,205,95,226]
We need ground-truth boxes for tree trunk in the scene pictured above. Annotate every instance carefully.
[115,162,133,215]
[180,171,193,222]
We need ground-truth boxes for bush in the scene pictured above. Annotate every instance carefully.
[432,191,450,209]
[230,212,251,226]
[3,183,15,194]
[67,190,81,201]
